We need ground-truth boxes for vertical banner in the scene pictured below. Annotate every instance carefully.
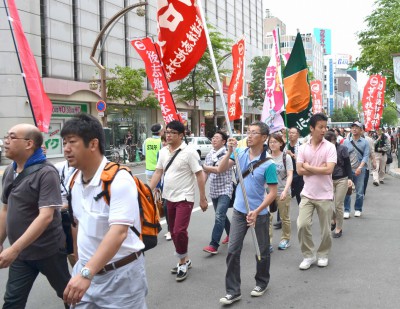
[6,0,53,132]
[362,75,380,131]
[310,80,323,114]
[227,38,245,121]
[282,33,312,137]
[393,55,400,85]
[372,76,386,130]
[157,0,207,82]
[261,28,285,133]
[131,38,181,124]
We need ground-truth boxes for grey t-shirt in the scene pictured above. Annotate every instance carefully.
[271,152,293,194]
[1,162,64,260]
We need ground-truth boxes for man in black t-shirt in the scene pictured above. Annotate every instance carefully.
[286,127,304,205]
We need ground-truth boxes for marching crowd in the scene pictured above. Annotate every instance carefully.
[0,113,398,308]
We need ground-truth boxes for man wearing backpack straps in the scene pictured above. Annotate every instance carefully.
[342,121,370,218]
[150,120,208,282]
[212,121,278,305]
[0,124,70,309]
[61,114,148,308]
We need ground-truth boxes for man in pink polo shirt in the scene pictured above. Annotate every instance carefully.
[296,113,337,270]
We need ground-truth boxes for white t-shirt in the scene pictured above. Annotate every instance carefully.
[157,142,202,202]
[71,157,144,264]
[0,139,3,152]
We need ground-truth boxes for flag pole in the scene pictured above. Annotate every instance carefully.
[276,27,288,144]
[3,0,37,127]
[197,0,261,261]
[241,35,246,136]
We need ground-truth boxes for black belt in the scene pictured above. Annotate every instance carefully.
[98,251,142,275]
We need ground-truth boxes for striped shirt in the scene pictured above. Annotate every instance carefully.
[204,148,234,199]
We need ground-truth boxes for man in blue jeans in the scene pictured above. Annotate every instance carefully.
[213,121,277,305]
[343,121,370,218]
[202,131,233,254]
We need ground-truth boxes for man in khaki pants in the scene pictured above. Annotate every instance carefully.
[296,113,337,270]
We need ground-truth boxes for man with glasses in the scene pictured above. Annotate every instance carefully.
[0,124,70,309]
[213,121,277,305]
[150,120,208,282]
[202,131,233,255]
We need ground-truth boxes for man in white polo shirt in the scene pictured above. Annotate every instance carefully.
[61,114,147,308]
[150,120,208,282]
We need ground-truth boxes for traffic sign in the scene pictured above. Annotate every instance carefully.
[96,100,107,112]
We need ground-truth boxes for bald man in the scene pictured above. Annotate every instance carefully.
[0,124,70,309]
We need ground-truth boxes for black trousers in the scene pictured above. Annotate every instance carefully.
[3,250,71,309]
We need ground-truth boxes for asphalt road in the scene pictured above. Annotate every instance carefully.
[1,165,400,308]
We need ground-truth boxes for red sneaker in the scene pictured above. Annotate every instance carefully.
[203,245,218,255]
[222,236,229,245]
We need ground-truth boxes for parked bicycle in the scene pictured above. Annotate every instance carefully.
[106,145,121,163]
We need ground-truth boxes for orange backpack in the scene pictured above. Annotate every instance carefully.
[68,162,161,251]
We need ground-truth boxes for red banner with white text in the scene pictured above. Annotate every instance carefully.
[362,75,386,131]
[310,80,323,114]
[131,38,181,124]
[157,0,207,82]
[227,39,245,121]
[7,0,52,132]
[372,75,386,130]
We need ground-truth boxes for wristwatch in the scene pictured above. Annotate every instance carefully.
[80,267,93,280]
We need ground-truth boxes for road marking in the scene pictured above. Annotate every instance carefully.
[132,172,146,176]
[160,202,213,225]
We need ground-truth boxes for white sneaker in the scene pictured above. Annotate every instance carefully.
[354,211,361,217]
[165,232,171,240]
[343,212,350,219]
[317,257,329,267]
[299,256,316,270]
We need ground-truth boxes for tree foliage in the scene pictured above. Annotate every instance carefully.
[354,0,400,97]
[248,56,270,107]
[331,105,358,122]
[173,24,233,103]
[382,102,399,126]
[106,65,159,109]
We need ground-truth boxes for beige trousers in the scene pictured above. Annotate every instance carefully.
[332,178,348,230]
[373,152,386,182]
[297,196,333,259]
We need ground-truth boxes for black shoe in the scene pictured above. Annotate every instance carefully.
[176,264,188,282]
[373,181,379,186]
[273,221,282,229]
[171,259,192,274]
[332,230,342,238]
[219,294,242,305]
[331,222,336,231]
[379,180,384,184]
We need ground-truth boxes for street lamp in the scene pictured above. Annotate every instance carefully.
[90,2,147,127]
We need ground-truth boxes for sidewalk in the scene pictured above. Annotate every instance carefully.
[388,153,400,179]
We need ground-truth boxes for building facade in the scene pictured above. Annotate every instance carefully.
[0,0,264,160]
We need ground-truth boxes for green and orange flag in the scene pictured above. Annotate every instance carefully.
[281,33,312,137]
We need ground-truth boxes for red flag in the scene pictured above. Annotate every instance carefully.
[372,75,386,130]
[7,0,52,132]
[131,38,181,124]
[157,0,207,82]
[362,75,383,131]
[227,39,245,121]
[310,80,323,114]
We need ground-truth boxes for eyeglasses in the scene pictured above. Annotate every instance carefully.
[165,130,179,135]
[246,131,262,136]
[4,135,29,141]
[269,140,279,144]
